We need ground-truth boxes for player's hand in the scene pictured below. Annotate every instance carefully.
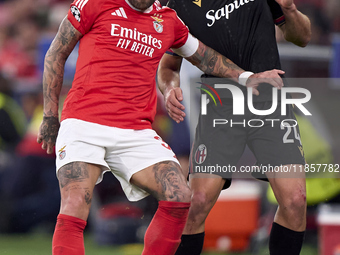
[275,0,295,10]
[246,69,285,96]
[164,87,186,123]
[37,116,60,154]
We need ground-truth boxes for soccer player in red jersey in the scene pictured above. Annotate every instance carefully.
[37,0,285,254]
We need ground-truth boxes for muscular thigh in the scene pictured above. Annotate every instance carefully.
[58,162,102,204]
[190,101,247,188]
[104,128,182,202]
[130,161,189,202]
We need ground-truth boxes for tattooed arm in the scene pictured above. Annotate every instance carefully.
[158,40,285,123]
[185,41,244,82]
[37,17,82,154]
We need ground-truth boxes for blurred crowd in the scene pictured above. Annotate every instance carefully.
[0,0,339,237]
[281,0,340,45]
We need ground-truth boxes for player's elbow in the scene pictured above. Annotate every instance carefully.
[285,32,311,48]
[297,31,311,48]
[294,38,310,48]
[299,19,312,47]
[284,26,312,48]
[298,40,309,48]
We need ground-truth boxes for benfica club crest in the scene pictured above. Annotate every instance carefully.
[195,144,207,164]
[58,145,66,160]
[151,15,163,33]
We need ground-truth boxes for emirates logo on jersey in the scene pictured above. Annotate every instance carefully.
[111,23,163,57]
[151,14,163,33]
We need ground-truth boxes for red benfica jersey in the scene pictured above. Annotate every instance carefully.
[62,0,189,129]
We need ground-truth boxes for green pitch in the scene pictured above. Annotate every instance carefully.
[0,233,317,255]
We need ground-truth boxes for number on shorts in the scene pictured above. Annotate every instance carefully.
[281,123,302,145]
[154,136,172,150]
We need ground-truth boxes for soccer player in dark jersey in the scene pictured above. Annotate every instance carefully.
[36,0,285,254]
[158,0,311,254]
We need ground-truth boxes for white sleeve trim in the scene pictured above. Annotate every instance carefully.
[171,33,199,58]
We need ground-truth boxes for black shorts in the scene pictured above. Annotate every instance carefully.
[189,99,306,189]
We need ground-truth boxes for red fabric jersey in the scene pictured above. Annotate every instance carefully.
[62,0,189,129]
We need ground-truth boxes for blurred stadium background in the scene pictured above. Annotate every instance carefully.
[0,0,339,254]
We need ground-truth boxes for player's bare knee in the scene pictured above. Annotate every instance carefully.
[290,191,306,212]
[58,162,93,215]
[63,191,90,208]
[280,189,306,216]
[190,191,214,216]
[60,188,92,217]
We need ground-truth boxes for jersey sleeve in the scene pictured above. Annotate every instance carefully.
[170,12,199,57]
[67,0,101,35]
[171,14,190,49]
[267,0,286,26]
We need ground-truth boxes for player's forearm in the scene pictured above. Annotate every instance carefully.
[42,17,81,118]
[157,54,182,95]
[42,49,65,118]
[280,4,311,47]
[158,69,181,96]
[185,41,244,82]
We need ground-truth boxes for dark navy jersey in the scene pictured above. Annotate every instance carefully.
[167,0,286,100]
[168,0,284,72]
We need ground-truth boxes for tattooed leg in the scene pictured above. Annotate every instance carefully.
[134,161,192,255]
[57,162,102,220]
[131,161,191,202]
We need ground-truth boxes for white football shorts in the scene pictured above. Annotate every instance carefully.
[55,118,179,201]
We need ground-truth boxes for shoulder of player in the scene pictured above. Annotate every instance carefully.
[90,0,133,10]
[157,4,182,21]
[70,0,111,14]
[71,0,107,8]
